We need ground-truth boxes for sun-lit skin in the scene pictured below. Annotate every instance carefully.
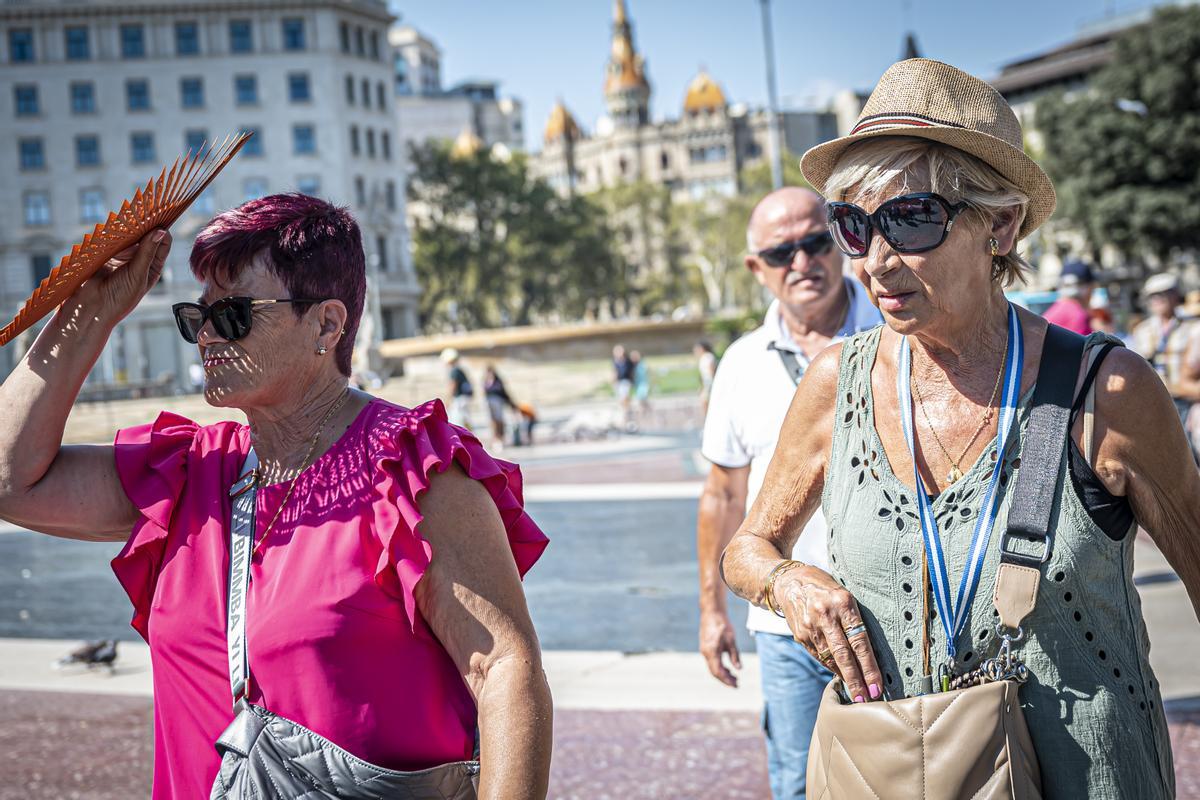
[191,251,358,486]
[721,172,1200,706]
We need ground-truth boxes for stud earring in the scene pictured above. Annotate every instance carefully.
[317,346,327,355]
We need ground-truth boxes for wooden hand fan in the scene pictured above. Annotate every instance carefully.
[0,131,253,347]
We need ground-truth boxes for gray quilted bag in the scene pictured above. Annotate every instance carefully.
[210,701,480,799]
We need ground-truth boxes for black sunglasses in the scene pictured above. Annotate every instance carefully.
[826,192,970,258]
[755,231,834,267]
[171,297,322,344]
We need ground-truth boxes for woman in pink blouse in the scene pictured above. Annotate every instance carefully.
[0,194,551,798]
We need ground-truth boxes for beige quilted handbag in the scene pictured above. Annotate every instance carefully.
[806,678,1041,799]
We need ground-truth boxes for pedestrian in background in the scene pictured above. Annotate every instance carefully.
[612,344,634,427]
[1131,273,1200,443]
[441,347,474,428]
[630,349,650,423]
[1042,260,1095,334]
[483,364,516,449]
[696,186,881,800]
[694,341,718,416]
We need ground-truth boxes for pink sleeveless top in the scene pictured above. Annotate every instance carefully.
[110,398,548,799]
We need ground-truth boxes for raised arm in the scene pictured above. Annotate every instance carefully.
[414,465,552,800]
[1087,347,1200,618]
[0,230,171,540]
[721,343,884,704]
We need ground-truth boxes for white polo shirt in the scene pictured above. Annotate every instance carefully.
[702,278,882,636]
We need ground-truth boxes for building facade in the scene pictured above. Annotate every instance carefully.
[0,0,419,386]
[391,25,524,159]
[530,0,837,203]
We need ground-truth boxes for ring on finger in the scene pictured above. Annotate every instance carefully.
[816,648,834,664]
[843,623,868,639]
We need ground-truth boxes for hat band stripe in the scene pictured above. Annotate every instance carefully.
[850,112,968,136]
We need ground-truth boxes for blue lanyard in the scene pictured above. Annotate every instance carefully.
[896,303,1024,661]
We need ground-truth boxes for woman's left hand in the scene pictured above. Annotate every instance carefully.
[776,564,885,703]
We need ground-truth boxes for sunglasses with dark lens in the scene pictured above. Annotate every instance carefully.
[826,193,970,258]
[171,297,322,344]
[756,231,835,267]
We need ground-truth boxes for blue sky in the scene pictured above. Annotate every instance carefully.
[391,0,1168,151]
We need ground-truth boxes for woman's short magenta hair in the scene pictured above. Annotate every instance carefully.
[189,193,366,376]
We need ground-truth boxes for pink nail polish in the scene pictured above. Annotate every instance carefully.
[853,694,865,704]
[869,683,881,699]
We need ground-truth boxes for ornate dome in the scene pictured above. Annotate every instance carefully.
[544,101,582,145]
[684,70,726,113]
[449,128,484,160]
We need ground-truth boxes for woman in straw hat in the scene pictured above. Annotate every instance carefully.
[722,58,1199,797]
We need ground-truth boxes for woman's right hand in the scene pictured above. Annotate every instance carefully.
[66,229,172,326]
[776,564,885,703]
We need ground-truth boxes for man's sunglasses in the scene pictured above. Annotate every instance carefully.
[826,192,970,258]
[171,297,322,344]
[755,231,834,267]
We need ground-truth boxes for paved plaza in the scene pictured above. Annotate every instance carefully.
[1,393,1198,797]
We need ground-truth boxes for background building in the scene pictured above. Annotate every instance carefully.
[0,0,419,386]
[391,25,524,159]
[530,0,837,202]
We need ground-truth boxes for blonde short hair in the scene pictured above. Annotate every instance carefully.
[822,137,1031,287]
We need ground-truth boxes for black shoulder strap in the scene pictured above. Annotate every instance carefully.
[999,324,1086,568]
[1069,342,1118,418]
[768,342,806,386]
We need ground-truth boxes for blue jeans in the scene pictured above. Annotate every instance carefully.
[757,631,834,800]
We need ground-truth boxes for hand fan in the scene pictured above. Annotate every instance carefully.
[0,131,253,347]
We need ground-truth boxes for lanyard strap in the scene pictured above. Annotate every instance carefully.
[897,303,1025,661]
[227,448,258,704]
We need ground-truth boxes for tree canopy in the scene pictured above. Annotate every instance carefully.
[1036,5,1200,267]
[408,141,628,331]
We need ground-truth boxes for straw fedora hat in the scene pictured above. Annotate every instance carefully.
[801,58,1056,240]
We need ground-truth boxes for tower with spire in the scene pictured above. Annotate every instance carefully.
[604,0,651,129]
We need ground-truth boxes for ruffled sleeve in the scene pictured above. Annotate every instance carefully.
[110,410,199,641]
[369,399,549,635]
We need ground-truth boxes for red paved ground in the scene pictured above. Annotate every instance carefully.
[1,689,1196,799]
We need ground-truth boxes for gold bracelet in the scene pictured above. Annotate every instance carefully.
[764,559,803,618]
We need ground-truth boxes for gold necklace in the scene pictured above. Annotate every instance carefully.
[911,338,1008,484]
[252,389,351,555]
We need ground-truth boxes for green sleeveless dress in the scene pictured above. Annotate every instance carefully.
[821,327,1175,799]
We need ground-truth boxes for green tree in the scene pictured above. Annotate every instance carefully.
[592,180,688,315]
[408,141,628,330]
[1036,6,1200,268]
[668,152,810,313]
[736,149,810,197]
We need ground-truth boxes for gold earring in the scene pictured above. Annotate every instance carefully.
[989,237,999,257]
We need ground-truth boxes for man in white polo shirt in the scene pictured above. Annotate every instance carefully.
[697,187,880,800]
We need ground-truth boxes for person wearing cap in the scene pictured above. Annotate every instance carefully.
[1042,260,1095,335]
[696,186,880,800]
[721,58,1199,798]
[1131,273,1200,449]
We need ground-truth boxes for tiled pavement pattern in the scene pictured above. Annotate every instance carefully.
[1,690,1197,799]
